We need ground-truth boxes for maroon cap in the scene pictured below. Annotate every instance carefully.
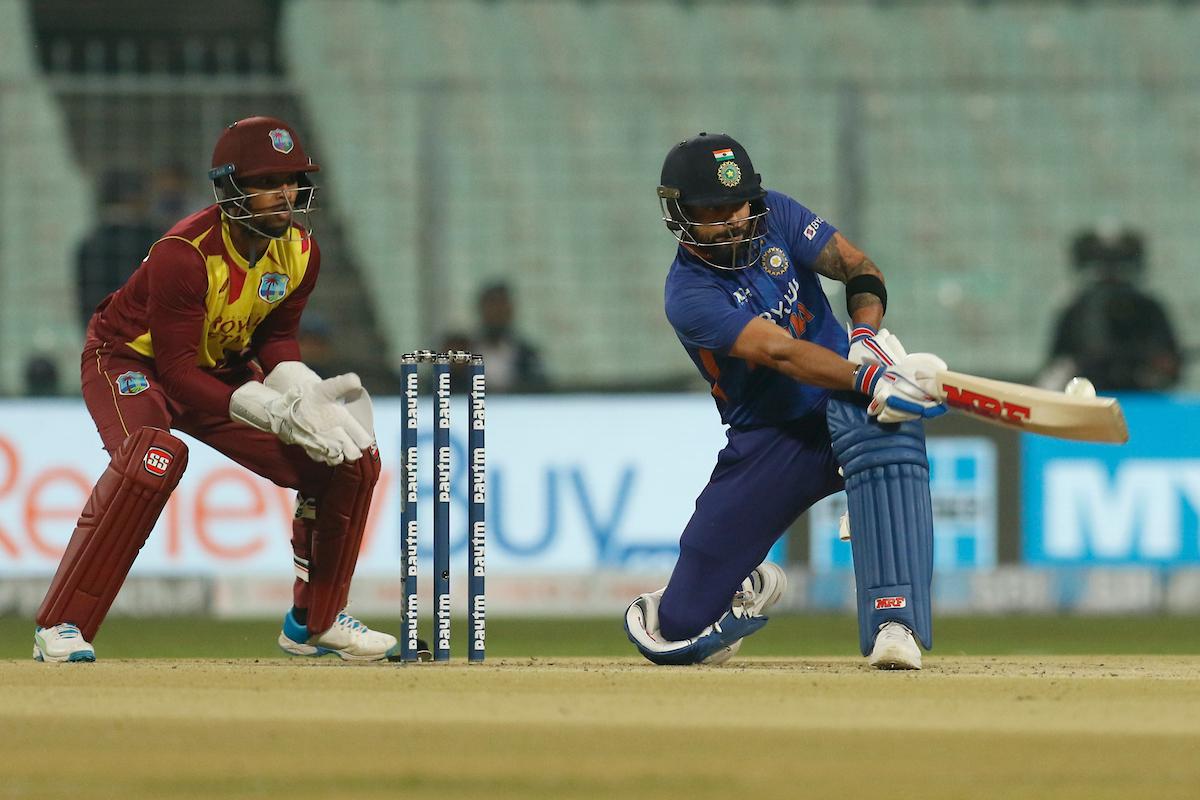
[208,116,319,181]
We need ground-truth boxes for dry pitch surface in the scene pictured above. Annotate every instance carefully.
[2,656,1198,799]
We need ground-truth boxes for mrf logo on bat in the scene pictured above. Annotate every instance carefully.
[941,383,1032,425]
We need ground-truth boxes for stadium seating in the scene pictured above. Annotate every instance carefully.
[282,0,1200,386]
[0,0,92,394]
[8,1,1200,392]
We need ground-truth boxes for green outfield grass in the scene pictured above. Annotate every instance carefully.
[4,613,1198,660]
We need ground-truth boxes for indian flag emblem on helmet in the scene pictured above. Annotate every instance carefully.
[269,128,294,154]
[258,272,290,303]
[762,247,790,277]
[717,161,742,188]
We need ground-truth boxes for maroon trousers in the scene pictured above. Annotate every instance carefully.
[38,338,363,639]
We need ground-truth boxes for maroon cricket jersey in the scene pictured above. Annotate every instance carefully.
[90,205,320,416]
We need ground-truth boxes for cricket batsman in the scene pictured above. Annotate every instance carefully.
[34,116,397,662]
[624,133,948,669]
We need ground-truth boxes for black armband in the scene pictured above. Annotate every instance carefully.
[845,274,887,315]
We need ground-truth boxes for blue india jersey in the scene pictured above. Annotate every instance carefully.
[664,189,849,429]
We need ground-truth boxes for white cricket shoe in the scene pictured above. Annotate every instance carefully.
[713,561,789,664]
[624,561,788,666]
[738,561,788,617]
[868,621,922,670]
[278,610,397,662]
[33,623,96,663]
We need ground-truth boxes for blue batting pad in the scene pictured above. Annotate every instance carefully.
[826,396,934,655]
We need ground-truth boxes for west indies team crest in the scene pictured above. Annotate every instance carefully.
[258,272,289,303]
[116,371,149,396]
[762,247,790,276]
[269,128,294,154]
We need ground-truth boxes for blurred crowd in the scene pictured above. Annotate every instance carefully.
[20,164,1180,400]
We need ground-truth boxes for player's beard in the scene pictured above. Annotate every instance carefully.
[256,210,293,238]
[699,235,759,269]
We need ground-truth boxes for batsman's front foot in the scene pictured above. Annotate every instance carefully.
[738,561,787,617]
[33,623,96,663]
[624,561,787,666]
[278,610,397,662]
[868,621,922,670]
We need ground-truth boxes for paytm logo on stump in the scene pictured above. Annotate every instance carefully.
[1024,397,1200,565]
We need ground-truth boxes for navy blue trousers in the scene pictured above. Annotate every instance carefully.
[658,415,844,641]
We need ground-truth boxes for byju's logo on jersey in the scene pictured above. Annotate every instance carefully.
[258,272,289,303]
[142,446,174,477]
[116,371,149,396]
[269,128,294,154]
[762,247,790,276]
[803,217,825,241]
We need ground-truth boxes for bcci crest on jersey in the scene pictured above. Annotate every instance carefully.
[762,247,790,276]
[116,371,149,396]
[258,272,289,303]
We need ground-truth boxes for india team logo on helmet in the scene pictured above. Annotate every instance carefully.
[761,247,790,277]
[269,128,295,154]
[717,161,742,188]
[258,272,290,303]
[116,371,150,396]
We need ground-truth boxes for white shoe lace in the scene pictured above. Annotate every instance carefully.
[55,624,82,640]
[334,612,369,636]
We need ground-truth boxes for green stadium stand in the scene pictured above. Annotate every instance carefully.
[282,0,1200,387]
[0,0,92,395]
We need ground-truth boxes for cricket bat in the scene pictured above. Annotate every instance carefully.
[934,370,1129,443]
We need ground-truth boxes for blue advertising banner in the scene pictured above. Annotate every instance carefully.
[1023,395,1200,565]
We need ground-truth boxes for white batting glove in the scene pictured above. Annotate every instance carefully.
[848,325,909,367]
[854,353,949,424]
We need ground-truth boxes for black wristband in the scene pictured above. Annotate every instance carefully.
[845,274,887,315]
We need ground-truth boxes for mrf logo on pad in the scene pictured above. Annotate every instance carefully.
[142,447,174,477]
[875,596,907,610]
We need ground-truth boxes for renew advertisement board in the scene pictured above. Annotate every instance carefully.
[1023,395,1200,565]
[0,396,733,579]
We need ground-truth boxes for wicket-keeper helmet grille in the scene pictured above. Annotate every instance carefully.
[208,115,320,241]
[658,132,769,271]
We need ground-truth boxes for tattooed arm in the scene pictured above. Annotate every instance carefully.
[811,232,885,330]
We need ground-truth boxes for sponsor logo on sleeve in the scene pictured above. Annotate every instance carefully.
[142,446,174,477]
[803,217,825,241]
[116,371,150,396]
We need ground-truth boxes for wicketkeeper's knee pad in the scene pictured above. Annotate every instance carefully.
[826,396,934,655]
[37,427,188,641]
[307,446,381,635]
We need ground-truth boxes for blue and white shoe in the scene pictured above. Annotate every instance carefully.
[278,609,397,662]
[33,623,96,663]
[624,562,787,666]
